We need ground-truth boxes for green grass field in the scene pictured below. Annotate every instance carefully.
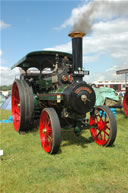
[0,109,128,193]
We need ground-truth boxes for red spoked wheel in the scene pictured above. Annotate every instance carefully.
[12,79,34,132]
[39,108,61,154]
[89,105,117,146]
[12,81,21,131]
[123,91,128,118]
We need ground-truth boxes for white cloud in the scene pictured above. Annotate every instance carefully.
[0,66,20,86]
[83,54,100,64]
[0,49,20,86]
[0,50,3,65]
[0,50,7,65]
[0,50,3,56]
[86,62,128,83]
[0,20,11,30]
[44,42,72,53]
[83,18,128,60]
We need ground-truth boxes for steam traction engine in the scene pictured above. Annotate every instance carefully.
[11,32,117,154]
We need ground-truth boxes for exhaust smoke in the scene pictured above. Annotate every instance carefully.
[71,0,128,34]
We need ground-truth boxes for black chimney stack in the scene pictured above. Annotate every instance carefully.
[69,32,85,81]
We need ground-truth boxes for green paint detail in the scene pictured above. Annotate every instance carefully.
[34,95,39,107]
[71,112,85,120]
[39,94,63,101]
[74,126,81,136]
[36,78,52,90]
[74,121,83,136]
[23,63,29,68]
[40,95,57,101]
[47,85,68,95]
[56,85,68,93]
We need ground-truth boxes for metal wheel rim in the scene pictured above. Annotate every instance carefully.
[12,82,21,131]
[40,111,53,153]
[90,107,111,145]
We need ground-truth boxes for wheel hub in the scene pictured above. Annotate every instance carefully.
[43,128,47,134]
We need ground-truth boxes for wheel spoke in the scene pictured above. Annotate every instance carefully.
[47,135,52,144]
[47,117,51,128]
[102,129,109,136]
[96,130,101,138]
[104,131,109,141]
[105,125,110,130]
[96,116,99,123]
[104,133,106,141]
[43,134,52,152]
[15,108,20,115]
[14,91,19,99]
[14,99,19,105]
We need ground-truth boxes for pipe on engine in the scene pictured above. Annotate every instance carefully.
[68,32,85,81]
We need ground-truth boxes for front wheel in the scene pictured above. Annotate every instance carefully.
[39,108,61,154]
[89,105,117,146]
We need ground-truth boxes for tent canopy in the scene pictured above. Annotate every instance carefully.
[0,94,6,106]
[0,95,11,110]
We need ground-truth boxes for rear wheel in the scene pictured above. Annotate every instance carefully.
[89,105,117,146]
[39,108,61,154]
[12,79,34,132]
[123,91,128,118]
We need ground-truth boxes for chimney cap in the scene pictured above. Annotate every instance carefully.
[68,31,85,38]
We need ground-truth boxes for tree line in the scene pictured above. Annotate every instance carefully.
[0,85,12,91]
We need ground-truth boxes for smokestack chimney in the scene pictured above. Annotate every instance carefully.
[69,31,85,81]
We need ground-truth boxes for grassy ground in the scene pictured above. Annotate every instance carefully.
[0,109,128,193]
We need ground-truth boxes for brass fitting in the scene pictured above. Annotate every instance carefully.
[68,31,85,38]
[81,94,87,103]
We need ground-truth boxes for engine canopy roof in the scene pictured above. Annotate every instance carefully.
[11,50,72,71]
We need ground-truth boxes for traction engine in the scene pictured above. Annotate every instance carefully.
[11,32,117,154]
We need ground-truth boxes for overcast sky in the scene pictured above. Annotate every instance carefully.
[0,0,128,85]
